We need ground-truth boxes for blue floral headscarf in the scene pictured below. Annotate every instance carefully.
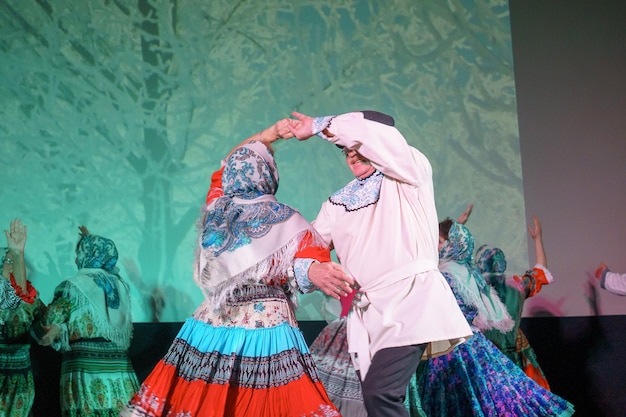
[76,234,119,272]
[75,233,122,309]
[195,141,315,307]
[222,142,279,199]
[475,244,507,286]
[439,222,489,294]
[63,233,132,348]
[202,141,297,256]
[439,222,513,332]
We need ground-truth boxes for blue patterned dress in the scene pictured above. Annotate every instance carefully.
[406,223,575,417]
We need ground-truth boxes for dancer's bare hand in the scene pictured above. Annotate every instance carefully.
[78,225,90,237]
[4,218,27,253]
[528,216,542,241]
[308,262,354,299]
[287,112,315,140]
[275,118,295,139]
[456,204,473,225]
[39,324,61,346]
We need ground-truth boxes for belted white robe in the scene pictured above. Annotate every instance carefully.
[312,112,473,379]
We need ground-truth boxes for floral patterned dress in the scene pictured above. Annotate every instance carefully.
[44,279,140,417]
[40,234,139,417]
[406,223,575,417]
[482,266,553,390]
[309,292,368,417]
[0,276,45,417]
[123,142,340,417]
[122,264,339,417]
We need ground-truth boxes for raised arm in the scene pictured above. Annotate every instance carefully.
[456,204,474,225]
[225,118,294,160]
[4,218,28,292]
[288,111,430,186]
[528,216,547,268]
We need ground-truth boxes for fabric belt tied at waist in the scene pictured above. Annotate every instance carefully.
[349,259,437,379]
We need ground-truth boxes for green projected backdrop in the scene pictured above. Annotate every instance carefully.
[0,0,526,322]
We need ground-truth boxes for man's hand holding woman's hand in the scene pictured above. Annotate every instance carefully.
[287,112,315,140]
[274,118,295,139]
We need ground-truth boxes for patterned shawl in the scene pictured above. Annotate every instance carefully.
[475,244,508,286]
[64,234,133,349]
[439,222,513,332]
[0,249,21,310]
[194,141,318,308]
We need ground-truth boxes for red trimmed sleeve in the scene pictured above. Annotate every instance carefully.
[512,267,550,299]
[205,167,225,206]
[295,231,331,263]
[9,273,37,305]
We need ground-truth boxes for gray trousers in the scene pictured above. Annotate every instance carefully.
[359,344,427,417]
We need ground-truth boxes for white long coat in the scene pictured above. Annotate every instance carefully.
[312,112,472,379]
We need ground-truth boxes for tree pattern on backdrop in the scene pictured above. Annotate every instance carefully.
[0,0,524,321]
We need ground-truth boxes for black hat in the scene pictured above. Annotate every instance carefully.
[335,110,395,150]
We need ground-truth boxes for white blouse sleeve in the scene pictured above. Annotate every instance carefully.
[602,270,626,296]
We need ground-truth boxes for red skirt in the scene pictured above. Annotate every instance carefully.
[122,285,340,417]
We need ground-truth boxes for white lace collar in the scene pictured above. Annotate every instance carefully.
[329,171,383,212]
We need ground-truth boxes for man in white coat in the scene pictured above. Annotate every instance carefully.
[288,110,473,417]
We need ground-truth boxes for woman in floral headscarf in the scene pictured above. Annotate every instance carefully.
[122,119,351,417]
[0,218,46,417]
[36,227,139,417]
[476,216,554,390]
[406,221,575,417]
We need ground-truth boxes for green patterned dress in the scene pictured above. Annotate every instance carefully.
[43,276,140,417]
[40,234,139,417]
[0,277,45,417]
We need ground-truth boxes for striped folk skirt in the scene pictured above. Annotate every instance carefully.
[122,284,340,417]
[309,317,367,417]
[0,343,35,417]
[60,339,140,417]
